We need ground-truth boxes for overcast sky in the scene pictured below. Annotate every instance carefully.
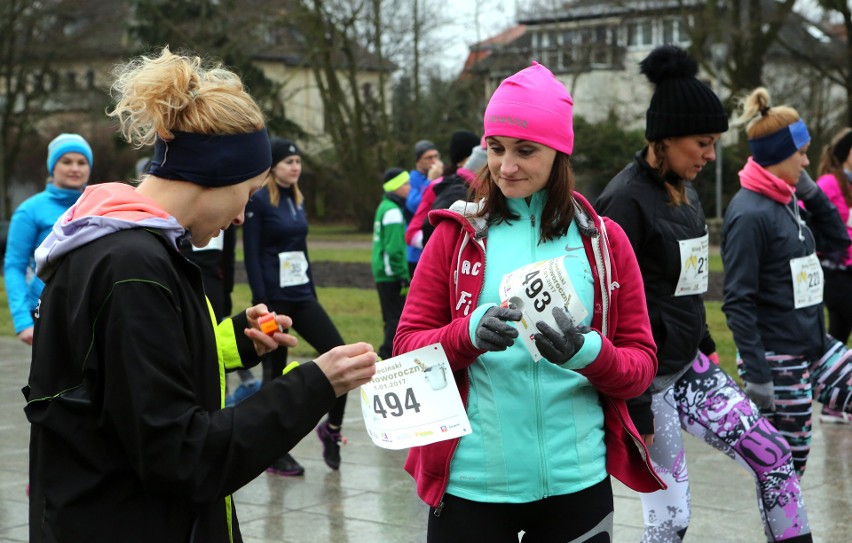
[431,1,518,78]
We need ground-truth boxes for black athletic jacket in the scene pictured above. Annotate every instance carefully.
[24,184,336,543]
[595,150,715,433]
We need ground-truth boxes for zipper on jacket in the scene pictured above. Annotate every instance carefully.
[530,214,536,228]
[534,359,550,498]
[433,500,445,517]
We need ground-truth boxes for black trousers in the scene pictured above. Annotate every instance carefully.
[262,298,346,426]
[376,280,406,360]
[427,477,613,543]
[824,269,852,344]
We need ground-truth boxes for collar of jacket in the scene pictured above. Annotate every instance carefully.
[437,191,602,241]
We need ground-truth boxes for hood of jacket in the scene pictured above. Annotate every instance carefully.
[35,182,185,281]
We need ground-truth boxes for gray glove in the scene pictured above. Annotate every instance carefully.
[533,306,590,365]
[475,306,522,351]
[744,381,776,412]
[795,169,819,200]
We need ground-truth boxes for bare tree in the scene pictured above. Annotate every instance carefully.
[287,0,396,229]
[688,0,799,100]
[793,0,852,125]
[0,0,61,219]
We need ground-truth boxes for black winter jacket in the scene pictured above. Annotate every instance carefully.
[25,228,336,543]
[595,150,715,433]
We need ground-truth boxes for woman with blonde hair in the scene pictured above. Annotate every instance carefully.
[722,87,852,477]
[24,47,376,543]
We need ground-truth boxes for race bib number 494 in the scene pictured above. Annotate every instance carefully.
[360,344,471,450]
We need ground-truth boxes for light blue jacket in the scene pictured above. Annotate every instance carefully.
[4,184,82,333]
[447,191,606,503]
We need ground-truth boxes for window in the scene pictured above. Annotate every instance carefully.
[627,20,654,47]
[662,17,691,45]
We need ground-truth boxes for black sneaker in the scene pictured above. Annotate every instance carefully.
[316,421,347,470]
[266,453,304,476]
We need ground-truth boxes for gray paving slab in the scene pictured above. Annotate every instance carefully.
[0,336,849,542]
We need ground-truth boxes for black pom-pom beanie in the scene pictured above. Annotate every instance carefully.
[641,45,729,141]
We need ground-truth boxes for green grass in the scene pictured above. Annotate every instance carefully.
[709,254,724,274]
[231,283,382,359]
[307,223,372,242]
[705,300,738,380]
[310,247,371,263]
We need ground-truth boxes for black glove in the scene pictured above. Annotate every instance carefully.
[744,380,776,412]
[534,306,590,365]
[475,306,522,351]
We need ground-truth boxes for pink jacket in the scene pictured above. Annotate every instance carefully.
[393,192,664,508]
[404,168,477,248]
[817,173,852,266]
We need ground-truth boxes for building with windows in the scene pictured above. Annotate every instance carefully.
[462,0,844,129]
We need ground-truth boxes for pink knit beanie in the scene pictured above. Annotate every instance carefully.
[483,62,574,155]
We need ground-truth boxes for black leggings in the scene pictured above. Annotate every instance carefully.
[262,298,346,426]
[427,478,613,543]
[824,269,852,344]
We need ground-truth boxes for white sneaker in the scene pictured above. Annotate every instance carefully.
[819,407,852,425]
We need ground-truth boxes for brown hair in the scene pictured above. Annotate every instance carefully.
[108,46,265,147]
[818,127,852,207]
[649,140,689,206]
[472,152,576,243]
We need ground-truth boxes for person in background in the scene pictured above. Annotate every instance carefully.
[814,127,852,425]
[405,130,480,251]
[405,139,442,276]
[420,139,488,246]
[394,61,662,542]
[596,45,811,543]
[25,46,376,543]
[722,87,852,477]
[243,137,351,474]
[371,167,411,360]
[4,133,90,345]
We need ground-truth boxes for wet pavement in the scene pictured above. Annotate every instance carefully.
[0,336,849,542]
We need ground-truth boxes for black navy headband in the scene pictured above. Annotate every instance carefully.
[149,129,271,187]
[748,119,810,167]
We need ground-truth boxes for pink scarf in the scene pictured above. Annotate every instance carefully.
[738,157,795,204]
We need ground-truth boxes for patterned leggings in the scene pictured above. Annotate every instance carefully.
[641,353,811,543]
[744,337,852,476]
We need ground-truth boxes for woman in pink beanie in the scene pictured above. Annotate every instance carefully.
[393,62,662,541]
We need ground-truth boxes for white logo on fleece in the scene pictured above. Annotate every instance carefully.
[455,291,473,315]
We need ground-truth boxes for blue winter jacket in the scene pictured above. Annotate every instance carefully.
[4,184,82,333]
